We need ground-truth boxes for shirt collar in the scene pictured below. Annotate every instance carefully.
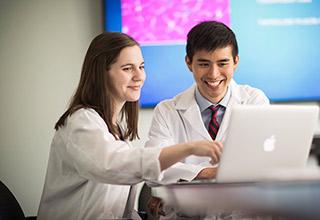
[195,85,231,112]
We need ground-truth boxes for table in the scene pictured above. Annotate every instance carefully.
[154,180,320,220]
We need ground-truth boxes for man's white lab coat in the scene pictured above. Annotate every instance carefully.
[38,108,162,220]
[145,80,269,182]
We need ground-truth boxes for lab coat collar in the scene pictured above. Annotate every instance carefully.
[174,84,197,110]
[215,80,250,141]
[174,79,248,110]
[172,79,251,141]
[173,84,211,140]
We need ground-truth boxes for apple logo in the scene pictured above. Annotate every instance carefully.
[263,135,276,152]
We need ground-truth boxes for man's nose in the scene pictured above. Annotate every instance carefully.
[209,65,220,78]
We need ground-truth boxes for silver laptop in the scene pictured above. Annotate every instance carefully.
[216,104,319,183]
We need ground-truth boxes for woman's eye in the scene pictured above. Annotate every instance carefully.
[123,67,133,71]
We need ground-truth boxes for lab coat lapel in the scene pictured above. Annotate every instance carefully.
[216,81,249,141]
[216,97,235,142]
[175,85,212,140]
[183,103,212,140]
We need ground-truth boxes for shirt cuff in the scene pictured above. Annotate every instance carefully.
[142,147,162,181]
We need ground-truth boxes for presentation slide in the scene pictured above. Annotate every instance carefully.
[105,0,320,107]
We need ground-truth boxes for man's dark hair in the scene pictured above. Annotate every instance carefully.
[186,21,238,62]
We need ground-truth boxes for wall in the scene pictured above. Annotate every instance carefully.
[0,0,104,216]
[1,0,320,217]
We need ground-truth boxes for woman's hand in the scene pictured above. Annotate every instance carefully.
[188,140,223,164]
[159,140,223,171]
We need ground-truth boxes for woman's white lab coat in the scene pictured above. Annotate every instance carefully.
[38,108,162,220]
[145,80,270,183]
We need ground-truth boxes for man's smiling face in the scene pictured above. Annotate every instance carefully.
[186,45,239,103]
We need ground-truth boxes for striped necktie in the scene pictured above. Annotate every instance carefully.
[208,105,221,140]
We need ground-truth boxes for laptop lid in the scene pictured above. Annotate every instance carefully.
[216,105,319,183]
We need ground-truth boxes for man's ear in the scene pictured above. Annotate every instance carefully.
[234,55,239,65]
[233,55,240,71]
[185,55,192,72]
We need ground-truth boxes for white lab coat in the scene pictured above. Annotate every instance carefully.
[38,108,162,220]
[145,80,269,182]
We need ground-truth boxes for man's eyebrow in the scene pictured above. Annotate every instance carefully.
[196,58,211,62]
[217,58,230,62]
[196,58,231,63]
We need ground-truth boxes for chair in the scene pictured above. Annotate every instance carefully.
[138,183,159,220]
[0,181,37,220]
[311,135,320,165]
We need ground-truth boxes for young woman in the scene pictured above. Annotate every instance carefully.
[37,32,223,220]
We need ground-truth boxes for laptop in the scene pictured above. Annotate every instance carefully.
[215,104,319,183]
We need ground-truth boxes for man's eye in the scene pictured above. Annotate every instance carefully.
[139,65,145,70]
[198,63,209,67]
[218,63,228,67]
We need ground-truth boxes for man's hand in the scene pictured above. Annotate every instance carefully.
[147,196,165,217]
[194,167,218,180]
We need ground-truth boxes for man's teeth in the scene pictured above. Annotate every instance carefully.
[207,81,221,87]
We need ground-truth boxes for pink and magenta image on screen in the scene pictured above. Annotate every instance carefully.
[121,0,230,45]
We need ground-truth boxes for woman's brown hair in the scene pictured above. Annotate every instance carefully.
[55,32,140,141]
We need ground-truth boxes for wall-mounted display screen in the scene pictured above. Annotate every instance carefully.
[105,0,320,107]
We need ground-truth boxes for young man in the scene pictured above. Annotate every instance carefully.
[145,21,269,218]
